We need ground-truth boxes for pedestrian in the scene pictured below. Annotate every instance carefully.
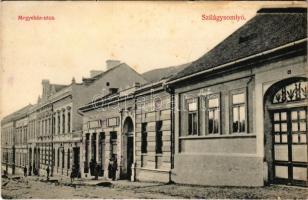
[46,166,50,181]
[70,166,75,184]
[90,158,95,176]
[23,166,27,177]
[112,155,118,181]
[94,164,99,180]
[108,158,114,179]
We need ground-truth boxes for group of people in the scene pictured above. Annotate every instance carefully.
[22,165,42,177]
[89,154,118,181]
[21,156,118,182]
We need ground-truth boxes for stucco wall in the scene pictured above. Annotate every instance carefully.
[172,153,263,186]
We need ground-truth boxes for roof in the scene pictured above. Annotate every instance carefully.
[52,84,68,92]
[1,104,33,125]
[169,7,307,82]
[82,63,123,84]
[142,63,191,83]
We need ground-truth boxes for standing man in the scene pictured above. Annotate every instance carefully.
[29,165,32,176]
[23,166,27,177]
[112,155,118,181]
[46,166,50,180]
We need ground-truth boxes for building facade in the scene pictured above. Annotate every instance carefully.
[79,79,173,182]
[166,7,307,187]
[1,61,147,178]
[1,7,307,188]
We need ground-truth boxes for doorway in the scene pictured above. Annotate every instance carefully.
[122,117,134,180]
[264,78,308,187]
[73,147,80,178]
[271,107,307,186]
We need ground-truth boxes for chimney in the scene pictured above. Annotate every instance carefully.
[42,79,50,99]
[106,60,121,70]
[109,88,119,94]
[90,70,103,78]
[134,82,141,88]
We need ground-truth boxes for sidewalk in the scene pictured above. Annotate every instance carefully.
[24,173,163,189]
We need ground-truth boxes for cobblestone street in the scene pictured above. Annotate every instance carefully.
[1,175,307,199]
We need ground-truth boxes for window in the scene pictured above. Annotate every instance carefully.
[141,123,147,153]
[106,82,110,86]
[208,95,220,134]
[62,113,65,134]
[48,118,51,135]
[57,148,60,167]
[84,133,89,173]
[232,92,246,133]
[110,132,117,157]
[62,149,65,168]
[67,112,71,133]
[98,133,105,167]
[156,121,163,154]
[52,116,55,134]
[57,115,60,134]
[187,98,198,135]
[91,133,97,161]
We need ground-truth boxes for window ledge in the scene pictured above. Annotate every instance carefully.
[179,133,256,140]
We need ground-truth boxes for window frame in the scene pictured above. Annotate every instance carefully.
[230,89,247,134]
[186,98,199,136]
[141,123,148,154]
[155,121,163,154]
[206,93,221,135]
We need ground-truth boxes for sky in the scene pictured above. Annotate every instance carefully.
[0,1,305,118]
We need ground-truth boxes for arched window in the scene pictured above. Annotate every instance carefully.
[272,80,308,104]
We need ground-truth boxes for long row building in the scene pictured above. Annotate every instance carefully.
[1,7,307,187]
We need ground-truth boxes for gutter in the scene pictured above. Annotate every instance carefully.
[165,38,307,85]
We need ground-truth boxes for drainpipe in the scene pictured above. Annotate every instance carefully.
[164,84,175,183]
[51,105,54,177]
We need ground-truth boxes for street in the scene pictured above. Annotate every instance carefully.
[1,175,307,199]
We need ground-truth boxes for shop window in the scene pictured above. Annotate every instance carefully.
[208,94,220,134]
[141,123,147,153]
[156,121,163,154]
[231,91,246,133]
[187,98,198,135]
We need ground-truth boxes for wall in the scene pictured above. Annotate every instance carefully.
[172,66,263,186]
[81,98,135,179]
[135,89,172,182]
